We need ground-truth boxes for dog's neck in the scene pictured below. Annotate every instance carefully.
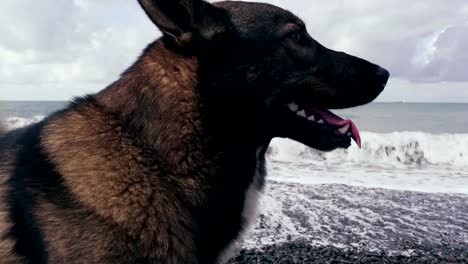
[97,41,211,169]
[96,40,262,169]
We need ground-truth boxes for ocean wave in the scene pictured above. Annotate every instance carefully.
[268,132,468,167]
[4,116,45,130]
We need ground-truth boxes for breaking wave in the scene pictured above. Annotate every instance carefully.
[4,116,45,130]
[268,132,468,167]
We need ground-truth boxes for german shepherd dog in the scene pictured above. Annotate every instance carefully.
[0,0,389,263]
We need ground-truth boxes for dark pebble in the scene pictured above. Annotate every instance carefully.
[228,242,468,264]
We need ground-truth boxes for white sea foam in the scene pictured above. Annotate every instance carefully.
[267,134,468,194]
[268,132,468,167]
[4,115,44,130]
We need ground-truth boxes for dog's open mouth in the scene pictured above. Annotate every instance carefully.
[274,101,361,151]
[287,102,361,147]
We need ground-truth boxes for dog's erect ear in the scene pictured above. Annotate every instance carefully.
[138,0,232,48]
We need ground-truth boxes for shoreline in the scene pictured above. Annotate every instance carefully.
[229,242,468,263]
[229,181,468,263]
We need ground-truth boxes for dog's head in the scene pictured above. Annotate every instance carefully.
[138,0,389,151]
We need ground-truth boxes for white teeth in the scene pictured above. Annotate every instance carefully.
[317,119,324,124]
[307,115,315,121]
[288,103,299,112]
[338,124,350,134]
[297,110,307,118]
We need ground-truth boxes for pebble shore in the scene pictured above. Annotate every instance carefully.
[229,243,468,263]
[228,181,468,263]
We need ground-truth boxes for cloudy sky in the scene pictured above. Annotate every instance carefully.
[1,0,467,102]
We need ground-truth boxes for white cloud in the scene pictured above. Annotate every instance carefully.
[411,28,448,67]
[413,25,468,82]
[0,0,158,100]
[276,0,468,83]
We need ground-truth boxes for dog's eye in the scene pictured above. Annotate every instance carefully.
[289,32,304,43]
[292,33,301,42]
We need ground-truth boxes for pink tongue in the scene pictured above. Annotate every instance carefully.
[308,108,361,148]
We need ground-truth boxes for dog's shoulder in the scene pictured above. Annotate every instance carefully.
[0,96,149,263]
[0,98,102,264]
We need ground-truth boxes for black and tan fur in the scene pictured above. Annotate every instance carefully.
[0,0,389,263]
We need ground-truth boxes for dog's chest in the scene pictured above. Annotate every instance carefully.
[216,148,267,263]
[241,157,265,233]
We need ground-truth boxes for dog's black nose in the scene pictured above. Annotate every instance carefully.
[375,67,390,87]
